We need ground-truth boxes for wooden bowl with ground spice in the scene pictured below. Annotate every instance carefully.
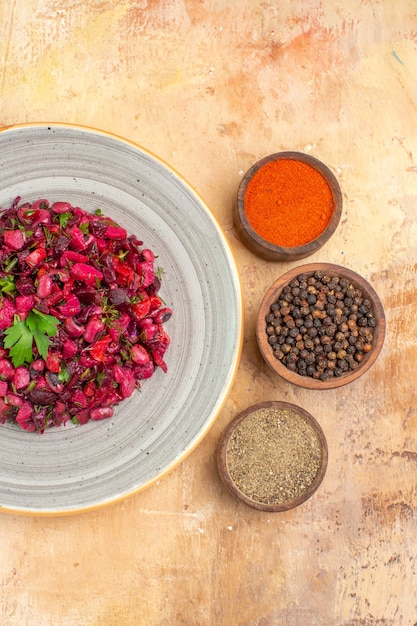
[234,152,342,262]
[217,401,328,512]
[257,263,386,390]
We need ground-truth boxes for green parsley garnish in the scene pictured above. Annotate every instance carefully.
[4,309,60,367]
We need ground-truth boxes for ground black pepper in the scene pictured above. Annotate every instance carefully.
[265,271,375,380]
[225,406,323,505]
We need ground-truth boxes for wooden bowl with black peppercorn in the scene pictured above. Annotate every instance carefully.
[256,263,386,390]
[217,401,328,512]
[234,152,343,262]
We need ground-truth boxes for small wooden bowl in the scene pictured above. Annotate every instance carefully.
[256,263,386,390]
[234,151,343,262]
[217,401,328,512]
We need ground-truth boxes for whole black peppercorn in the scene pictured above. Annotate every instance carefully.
[265,272,376,380]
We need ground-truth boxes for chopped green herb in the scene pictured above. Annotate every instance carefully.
[80,368,91,380]
[58,367,71,383]
[59,212,72,228]
[0,275,16,294]
[96,371,106,388]
[4,256,18,273]
[156,266,165,280]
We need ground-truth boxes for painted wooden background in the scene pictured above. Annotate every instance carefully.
[0,1,416,624]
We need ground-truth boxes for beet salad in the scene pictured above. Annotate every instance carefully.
[0,197,172,433]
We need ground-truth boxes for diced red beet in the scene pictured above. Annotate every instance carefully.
[69,225,87,251]
[104,226,127,240]
[16,402,35,432]
[28,388,57,406]
[34,376,48,390]
[113,364,125,384]
[113,312,130,333]
[108,288,127,306]
[52,401,68,427]
[30,359,45,372]
[15,276,36,295]
[89,335,112,362]
[74,285,96,304]
[95,236,107,252]
[137,261,154,287]
[140,323,159,342]
[76,409,91,425]
[132,298,151,321]
[12,366,31,390]
[134,361,155,380]
[32,208,51,226]
[62,339,79,359]
[57,294,81,317]
[149,295,162,311]
[4,229,25,250]
[44,292,61,310]
[45,353,61,373]
[25,247,47,268]
[6,393,23,408]
[78,355,98,368]
[142,249,154,263]
[36,274,53,298]
[83,380,97,397]
[70,262,103,286]
[0,398,10,421]
[62,277,75,298]
[0,298,16,330]
[60,250,89,266]
[0,358,14,380]
[72,389,88,408]
[15,294,35,317]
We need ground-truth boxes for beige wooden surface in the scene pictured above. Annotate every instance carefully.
[1,1,416,624]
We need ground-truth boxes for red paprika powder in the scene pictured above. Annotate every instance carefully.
[244,159,334,247]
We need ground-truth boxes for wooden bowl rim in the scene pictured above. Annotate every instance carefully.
[256,263,386,390]
[235,152,343,260]
[217,400,328,512]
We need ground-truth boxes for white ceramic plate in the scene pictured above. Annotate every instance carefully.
[0,123,243,515]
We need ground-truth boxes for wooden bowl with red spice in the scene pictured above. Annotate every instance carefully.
[234,152,343,262]
[256,263,386,390]
[217,401,328,512]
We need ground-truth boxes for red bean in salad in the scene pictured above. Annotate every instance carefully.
[0,197,172,433]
